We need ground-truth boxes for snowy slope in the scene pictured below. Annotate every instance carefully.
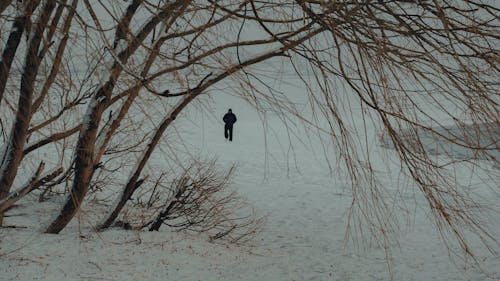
[1,90,499,281]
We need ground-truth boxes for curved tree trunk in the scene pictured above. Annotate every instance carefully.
[0,0,57,225]
[0,1,41,106]
[45,0,189,233]
[0,1,13,15]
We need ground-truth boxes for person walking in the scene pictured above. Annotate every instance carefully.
[223,109,237,141]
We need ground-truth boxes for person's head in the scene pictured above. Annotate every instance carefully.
[228,109,232,113]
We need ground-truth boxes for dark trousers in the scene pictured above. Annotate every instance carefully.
[224,124,233,141]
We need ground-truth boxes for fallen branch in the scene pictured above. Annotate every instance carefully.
[0,164,63,213]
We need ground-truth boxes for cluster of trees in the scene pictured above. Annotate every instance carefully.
[0,0,498,257]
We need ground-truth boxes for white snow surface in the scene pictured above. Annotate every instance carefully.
[1,93,499,281]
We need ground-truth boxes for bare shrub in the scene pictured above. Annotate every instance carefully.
[142,160,264,245]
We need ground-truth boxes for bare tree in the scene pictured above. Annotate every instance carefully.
[0,0,59,225]
[0,0,497,261]
[115,159,264,244]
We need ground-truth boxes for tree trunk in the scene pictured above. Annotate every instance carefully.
[0,10,28,105]
[0,0,41,105]
[45,1,188,233]
[0,0,57,225]
[43,89,109,233]
[0,0,13,15]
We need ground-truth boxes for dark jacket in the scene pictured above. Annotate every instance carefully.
[223,112,237,125]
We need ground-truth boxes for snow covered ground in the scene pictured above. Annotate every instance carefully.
[1,91,499,281]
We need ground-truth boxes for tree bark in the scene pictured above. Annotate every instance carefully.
[0,0,57,225]
[0,0,13,15]
[0,4,30,105]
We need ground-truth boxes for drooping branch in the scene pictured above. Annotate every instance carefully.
[98,26,326,229]
[0,0,493,264]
